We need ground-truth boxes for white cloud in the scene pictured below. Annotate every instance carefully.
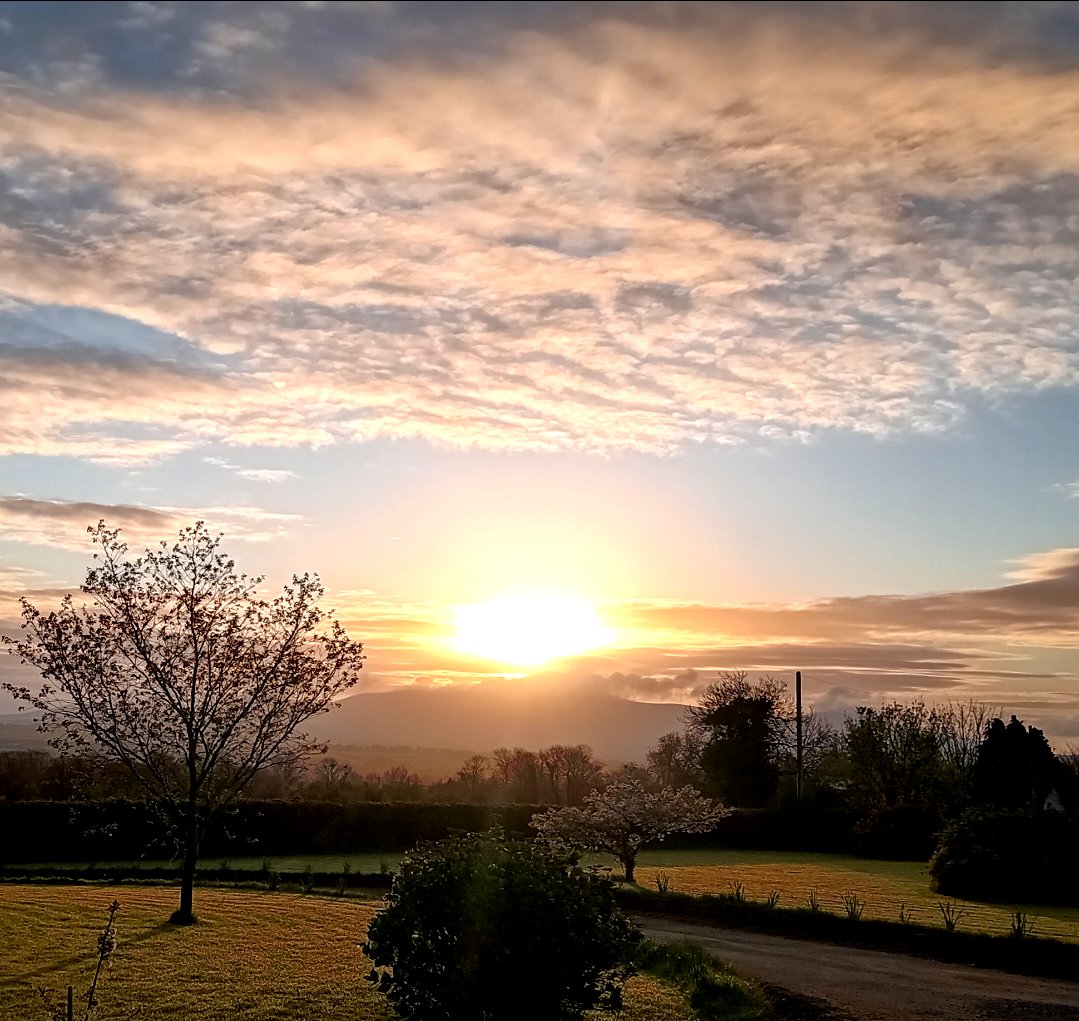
[0,6,1078,461]
[0,496,302,550]
[203,456,297,483]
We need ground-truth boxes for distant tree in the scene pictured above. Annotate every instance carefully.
[456,754,491,785]
[603,762,654,788]
[2,521,365,923]
[842,700,1004,818]
[247,758,307,799]
[973,715,1060,811]
[645,731,706,789]
[538,744,604,806]
[532,778,727,882]
[685,672,791,807]
[492,747,542,802]
[842,702,947,812]
[372,765,424,801]
[309,756,355,802]
[364,831,640,1021]
[0,750,50,800]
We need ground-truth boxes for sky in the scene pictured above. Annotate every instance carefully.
[1,1,1078,742]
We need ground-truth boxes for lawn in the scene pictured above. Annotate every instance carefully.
[0,886,697,1021]
[13,846,1079,944]
[622,848,1079,943]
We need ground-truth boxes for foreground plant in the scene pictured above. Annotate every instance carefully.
[37,900,120,1021]
[363,831,641,1021]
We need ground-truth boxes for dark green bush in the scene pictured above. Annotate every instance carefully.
[929,808,1079,905]
[363,832,641,1021]
[853,805,942,860]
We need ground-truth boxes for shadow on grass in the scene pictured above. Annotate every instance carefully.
[0,919,177,987]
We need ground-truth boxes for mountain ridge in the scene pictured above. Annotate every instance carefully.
[0,687,690,762]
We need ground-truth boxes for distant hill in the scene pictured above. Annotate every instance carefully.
[305,686,688,763]
[0,716,48,751]
[0,687,691,764]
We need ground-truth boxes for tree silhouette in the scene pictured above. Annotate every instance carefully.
[973,715,1059,811]
[685,672,790,807]
[3,521,364,923]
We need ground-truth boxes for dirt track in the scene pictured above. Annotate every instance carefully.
[639,917,1079,1021]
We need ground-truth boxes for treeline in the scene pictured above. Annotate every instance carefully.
[0,742,611,808]
[6,671,1079,903]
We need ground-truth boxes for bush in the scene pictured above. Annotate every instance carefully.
[930,808,1079,905]
[853,805,942,860]
[363,831,641,1021]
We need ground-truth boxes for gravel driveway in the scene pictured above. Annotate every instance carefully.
[639,916,1079,1021]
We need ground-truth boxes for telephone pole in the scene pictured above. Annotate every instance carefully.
[795,670,803,804]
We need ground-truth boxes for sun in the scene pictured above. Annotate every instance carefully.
[452,592,614,667]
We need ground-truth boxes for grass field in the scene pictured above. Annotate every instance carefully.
[624,849,1079,943]
[13,846,1079,944]
[0,886,697,1021]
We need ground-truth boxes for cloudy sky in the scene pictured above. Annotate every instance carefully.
[2,1,1079,740]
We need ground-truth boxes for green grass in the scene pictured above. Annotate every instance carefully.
[0,886,699,1021]
[11,852,402,874]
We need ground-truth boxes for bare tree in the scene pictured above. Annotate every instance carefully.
[538,744,604,806]
[645,730,706,788]
[456,753,491,786]
[3,521,364,923]
[492,747,542,803]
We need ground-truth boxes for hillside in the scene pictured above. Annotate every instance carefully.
[305,686,688,763]
[0,688,689,764]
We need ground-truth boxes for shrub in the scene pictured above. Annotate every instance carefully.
[853,805,942,860]
[929,808,1079,905]
[363,831,641,1021]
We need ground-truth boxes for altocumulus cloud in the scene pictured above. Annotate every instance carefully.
[0,496,302,551]
[2,4,1079,462]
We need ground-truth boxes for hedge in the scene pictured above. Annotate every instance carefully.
[0,800,861,863]
[0,800,538,863]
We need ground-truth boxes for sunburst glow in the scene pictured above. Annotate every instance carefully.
[452,592,614,667]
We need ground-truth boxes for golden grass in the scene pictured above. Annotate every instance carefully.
[624,850,1079,943]
[0,886,695,1021]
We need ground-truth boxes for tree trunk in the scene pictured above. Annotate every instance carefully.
[172,806,199,924]
[622,854,636,884]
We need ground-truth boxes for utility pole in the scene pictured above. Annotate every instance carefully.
[795,670,803,804]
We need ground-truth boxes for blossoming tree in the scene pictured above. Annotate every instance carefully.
[3,521,365,923]
[531,778,727,882]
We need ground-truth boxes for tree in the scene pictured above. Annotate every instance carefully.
[973,715,1060,811]
[531,778,727,882]
[363,831,640,1021]
[492,746,542,802]
[685,672,791,807]
[645,730,706,789]
[538,744,604,806]
[2,521,364,923]
[842,702,947,812]
[310,756,355,802]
